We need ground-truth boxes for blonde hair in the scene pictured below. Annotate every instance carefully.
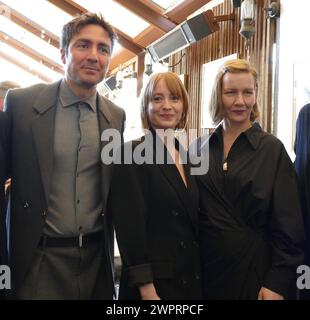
[140,71,189,130]
[209,59,260,125]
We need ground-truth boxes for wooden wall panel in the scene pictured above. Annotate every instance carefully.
[169,0,277,139]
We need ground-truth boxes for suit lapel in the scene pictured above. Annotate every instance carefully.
[97,94,116,280]
[31,80,61,203]
[155,137,198,233]
[185,164,199,234]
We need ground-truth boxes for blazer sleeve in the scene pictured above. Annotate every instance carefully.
[263,143,306,296]
[110,146,153,287]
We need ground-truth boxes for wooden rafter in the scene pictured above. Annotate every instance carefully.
[0,30,64,75]
[47,0,145,55]
[114,0,177,33]
[0,50,53,83]
[139,1,165,14]
[114,29,145,55]
[0,0,60,49]
[168,0,213,24]
[48,0,86,16]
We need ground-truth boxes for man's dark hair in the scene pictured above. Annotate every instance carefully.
[61,12,117,54]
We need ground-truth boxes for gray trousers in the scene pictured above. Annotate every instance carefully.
[16,241,112,300]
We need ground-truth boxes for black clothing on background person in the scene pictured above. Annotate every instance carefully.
[294,104,310,254]
[110,132,202,300]
[294,103,310,300]
[0,112,8,267]
[0,112,6,300]
[197,123,305,300]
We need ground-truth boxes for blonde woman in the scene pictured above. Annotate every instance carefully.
[197,59,305,300]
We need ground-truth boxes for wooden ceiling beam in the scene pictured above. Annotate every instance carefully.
[0,50,53,83]
[115,30,145,55]
[140,1,165,14]
[168,0,213,24]
[0,31,64,75]
[47,0,85,16]
[0,0,60,48]
[114,0,177,33]
[47,0,144,54]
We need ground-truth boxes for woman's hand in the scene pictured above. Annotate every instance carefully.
[139,283,161,300]
[257,287,284,300]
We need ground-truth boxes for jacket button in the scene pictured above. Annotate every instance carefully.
[195,273,200,280]
[172,210,179,217]
[23,202,29,209]
[180,241,186,248]
[193,241,199,247]
[181,279,188,286]
[41,211,47,218]
[101,212,105,217]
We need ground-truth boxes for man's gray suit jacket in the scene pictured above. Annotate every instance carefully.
[3,80,125,295]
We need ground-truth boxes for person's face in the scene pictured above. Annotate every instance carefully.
[147,79,184,130]
[61,24,112,90]
[221,72,256,127]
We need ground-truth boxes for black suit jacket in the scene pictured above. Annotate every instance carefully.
[110,132,202,300]
[3,81,125,296]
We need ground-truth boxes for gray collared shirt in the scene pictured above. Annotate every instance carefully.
[44,80,103,236]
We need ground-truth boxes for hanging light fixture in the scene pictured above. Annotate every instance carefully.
[144,52,153,76]
[239,0,256,40]
[115,69,123,90]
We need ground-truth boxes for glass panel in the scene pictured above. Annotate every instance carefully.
[0,43,62,85]
[0,0,72,36]
[0,56,43,86]
[0,16,62,65]
[73,0,150,38]
[149,0,184,11]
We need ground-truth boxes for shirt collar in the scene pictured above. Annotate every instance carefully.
[242,122,262,149]
[211,121,262,150]
[59,79,97,112]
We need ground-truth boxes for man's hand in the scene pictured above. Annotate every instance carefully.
[258,287,284,300]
